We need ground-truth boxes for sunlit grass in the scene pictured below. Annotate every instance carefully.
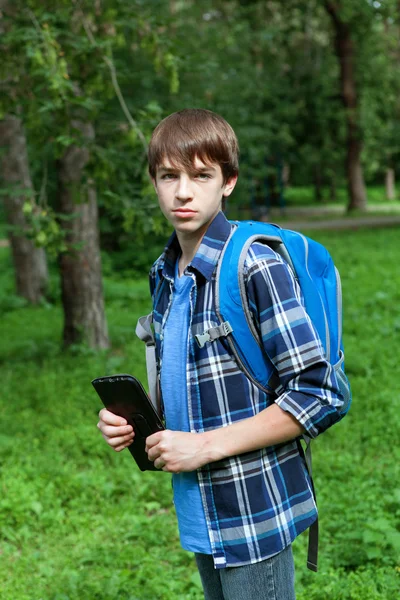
[0,227,399,599]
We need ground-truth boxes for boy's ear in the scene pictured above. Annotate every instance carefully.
[222,174,238,198]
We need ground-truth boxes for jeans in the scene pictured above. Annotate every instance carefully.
[195,545,296,600]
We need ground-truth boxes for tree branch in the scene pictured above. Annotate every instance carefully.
[324,1,343,28]
[78,5,148,153]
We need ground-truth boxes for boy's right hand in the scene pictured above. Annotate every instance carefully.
[97,408,135,452]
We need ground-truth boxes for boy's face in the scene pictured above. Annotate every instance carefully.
[152,156,237,238]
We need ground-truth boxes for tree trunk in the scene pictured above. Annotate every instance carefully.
[325,2,367,212]
[57,120,109,349]
[385,167,396,200]
[0,115,48,303]
[282,162,290,187]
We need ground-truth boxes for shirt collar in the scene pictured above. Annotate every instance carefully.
[156,211,233,283]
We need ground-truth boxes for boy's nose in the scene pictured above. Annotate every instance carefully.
[175,175,193,200]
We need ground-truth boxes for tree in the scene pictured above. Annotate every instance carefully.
[0,2,48,302]
[0,0,182,345]
[324,1,368,211]
[0,115,48,303]
[56,118,109,348]
[20,5,112,348]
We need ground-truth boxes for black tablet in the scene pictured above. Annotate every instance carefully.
[92,373,164,471]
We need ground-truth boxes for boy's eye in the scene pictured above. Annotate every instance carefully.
[160,173,177,180]
[195,173,212,180]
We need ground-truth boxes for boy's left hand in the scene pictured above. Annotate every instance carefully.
[145,430,211,473]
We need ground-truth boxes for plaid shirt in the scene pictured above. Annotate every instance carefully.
[149,211,343,568]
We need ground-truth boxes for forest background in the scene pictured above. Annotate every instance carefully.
[0,1,400,599]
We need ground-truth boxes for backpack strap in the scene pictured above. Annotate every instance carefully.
[135,313,161,415]
[303,434,319,572]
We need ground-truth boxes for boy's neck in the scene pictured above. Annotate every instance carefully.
[174,208,224,275]
[176,230,205,276]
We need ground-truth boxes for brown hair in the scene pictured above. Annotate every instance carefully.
[148,109,239,184]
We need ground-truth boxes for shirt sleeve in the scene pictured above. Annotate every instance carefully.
[245,242,344,438]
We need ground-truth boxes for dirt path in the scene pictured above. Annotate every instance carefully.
[272,214,400,231]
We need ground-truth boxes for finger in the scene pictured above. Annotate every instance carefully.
[162,466,179,474]
[154,457,166,470]
[146,445,161,462]
[145,431,163,450]
[107,436,134,451]
[98,423,134,437]
[98,408,128,427]
[114,440,134,452]
[102,432,135,448]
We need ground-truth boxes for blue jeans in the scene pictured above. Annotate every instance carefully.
[194,545,296,600]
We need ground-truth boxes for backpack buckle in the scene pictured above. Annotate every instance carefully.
[195,321,233,348]
[195,332,211,348]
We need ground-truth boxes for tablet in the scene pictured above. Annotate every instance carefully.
[92,373,164,471]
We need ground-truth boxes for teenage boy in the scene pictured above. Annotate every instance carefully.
[97,109,343,600]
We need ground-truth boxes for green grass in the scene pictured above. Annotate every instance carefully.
[227,185,400,222]
[0,226,400,599]
[284,185,399,207]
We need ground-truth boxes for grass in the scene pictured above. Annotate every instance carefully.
[284,185,399,207]
[227,185,400,222]
[0,225,400,599]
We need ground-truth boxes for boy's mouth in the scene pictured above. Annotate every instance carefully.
[173,209,196,216]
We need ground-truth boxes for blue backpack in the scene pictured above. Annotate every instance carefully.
[195,220,351,571]
[206,221,351,409]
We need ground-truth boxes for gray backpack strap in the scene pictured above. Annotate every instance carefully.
[303,434,318,572]
[135,313,160,415]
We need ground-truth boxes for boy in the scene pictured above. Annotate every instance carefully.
[97,109,344,599]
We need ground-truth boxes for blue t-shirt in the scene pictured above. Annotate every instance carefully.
[160,261,212,554]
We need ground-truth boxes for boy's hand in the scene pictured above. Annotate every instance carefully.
[97,408,135,452]
[145,430,212,473]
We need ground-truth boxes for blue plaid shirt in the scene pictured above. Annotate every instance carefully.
[149,212,343,568]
